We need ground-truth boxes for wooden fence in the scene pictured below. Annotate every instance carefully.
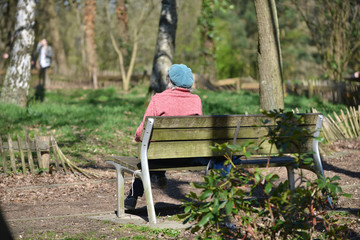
[315,106,360,142]
[286,79,360,106]
[0,134,95,177]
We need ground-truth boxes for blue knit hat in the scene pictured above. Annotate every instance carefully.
[168,64,193,88]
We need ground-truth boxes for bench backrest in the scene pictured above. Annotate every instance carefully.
[139,113,323,160]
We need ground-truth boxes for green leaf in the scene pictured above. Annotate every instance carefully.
[200,189,213,200]
[225,200,233,215]
[184,205,191,213]
[198,212,213,227]
[265,182,272,195]
[342,193,352,198]
[190,182,204,189]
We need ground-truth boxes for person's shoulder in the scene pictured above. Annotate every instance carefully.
[154,89,171,97]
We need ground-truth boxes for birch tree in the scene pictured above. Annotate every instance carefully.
[148,0,178,95]
[255,0,284,111]
[0,0,36,107]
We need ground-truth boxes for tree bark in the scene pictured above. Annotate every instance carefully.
[84,0,98,89]
[115,0,129,43]
[0,0,17,70]
[148,0,178,94]
[200,0,216,83]
[0,0,36,107]
[68,0,87,74]
[45,0,69,75]
[255,0,284,111]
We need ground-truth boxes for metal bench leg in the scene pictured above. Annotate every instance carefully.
[313,115,333,208]
[106,161,125,217]
[286,165,295,192]
[313,153,333,208]
[141,172,157,224]
[116,167,125,217]
[140,117,157,224]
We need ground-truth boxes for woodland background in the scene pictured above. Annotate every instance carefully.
[1,0,359,89]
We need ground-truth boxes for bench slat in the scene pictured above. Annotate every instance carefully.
[148,114,320,129]
[149,125,316,141]
[107,155,298,171]
[146,140,313,159]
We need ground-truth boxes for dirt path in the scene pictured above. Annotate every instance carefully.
[1,139,359,239]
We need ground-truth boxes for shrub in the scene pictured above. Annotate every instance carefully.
[180,111,350,239]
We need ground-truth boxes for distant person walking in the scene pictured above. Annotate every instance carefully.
[35,39,53,87]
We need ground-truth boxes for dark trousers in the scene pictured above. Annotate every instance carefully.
[129,171,166,197]
[128,157,241,197]
[39,67,49,86]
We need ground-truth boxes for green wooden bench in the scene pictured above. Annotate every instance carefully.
[106,113,327,224]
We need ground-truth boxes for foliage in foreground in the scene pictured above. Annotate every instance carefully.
[180,111,351,239]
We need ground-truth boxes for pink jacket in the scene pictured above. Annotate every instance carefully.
[135,88,203,142]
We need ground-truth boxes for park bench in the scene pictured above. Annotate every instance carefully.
[106,113,326,224]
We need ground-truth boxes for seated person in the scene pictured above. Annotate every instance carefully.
[125,64,203,210]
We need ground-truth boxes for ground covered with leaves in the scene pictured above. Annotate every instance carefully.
[0,138,359,239]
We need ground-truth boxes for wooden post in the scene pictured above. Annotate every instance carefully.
[50,135,60,171]
[52,136,68,174]
[308,80,314,98]
[0,137,8,173]
[34,134,43,169]
[17,135,27,174]
[25,131,35,174]
[8,134,17,174]
[236,78,240,92]
[38,136,50,170]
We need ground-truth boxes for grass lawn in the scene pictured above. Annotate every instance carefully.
[0,84,347,167]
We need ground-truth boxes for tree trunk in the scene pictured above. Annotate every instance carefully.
[255,0,284,111]
[84,0,98,89]
[148,0,178,95]
[200,0,216,83]
[115,0,129,43]
[0,0,17,70]
[45,0,69,75]
[0,0,36,107]
[68,0,87,75]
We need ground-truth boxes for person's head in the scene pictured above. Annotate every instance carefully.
[167,64,194,90]
[41,39,48,46]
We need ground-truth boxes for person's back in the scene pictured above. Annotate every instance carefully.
[135,64,202,142]
[151,88,201,116]
[128,64,202,209]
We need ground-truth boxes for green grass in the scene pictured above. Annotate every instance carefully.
[0,84,348,167]
[21,224,181,240]
[197,88,346,115]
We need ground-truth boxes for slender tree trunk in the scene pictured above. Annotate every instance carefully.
[200,0,216,83]
[68,0,87,75]
[116,0,129,43]
[148,0,178,95]
[0,0,36,107]
[108,1,154,92]
[255,0,284,111]
[46,0,69,75]
[84,0,98,89]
